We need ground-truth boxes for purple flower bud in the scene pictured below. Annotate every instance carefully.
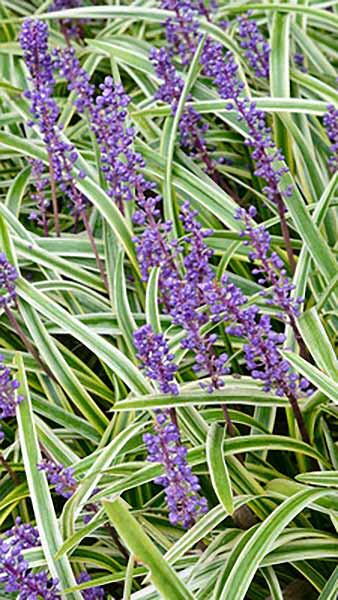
[144,410,208,528]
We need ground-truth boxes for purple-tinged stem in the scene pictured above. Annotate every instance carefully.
[48,155,60,237]
[276,195,296,274]
[4,306,57,383]
[0,453,19,485]
[81,210,108,291]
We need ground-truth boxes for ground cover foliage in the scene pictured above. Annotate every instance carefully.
[0,0,337,598]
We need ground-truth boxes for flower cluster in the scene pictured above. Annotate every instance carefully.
[160,0,201,65]
[150,46,211,169]
[323,103,338,173]
[20,19,87,221]
[92,77,145,211]
[0,356,22,424]
[135,202,230,392]
[51,0,83,42]
[236,206,303,317]
[55,49,156,213]
[134,326,208,526]
[169,204,230,392]
[0,253,18,308]
[202,274,309,400]
[151,1,218,174]
[134,325,179,395]
[54,46,94,113]
[237,13,270,79]
[200,40,292,205]
[0,518,60,599]
[144,410,208,527]
[38,459,77,499]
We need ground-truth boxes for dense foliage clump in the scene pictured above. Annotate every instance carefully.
[0,1,337,598]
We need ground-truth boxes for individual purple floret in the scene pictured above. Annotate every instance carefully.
[236,206,302,317]
[0,356,23,420]
[237,13,270,79]
[0,518,60,599]
[323,104,338,173]
[28,159,50,235]
[294,53,307,73]
[38,459,77,499]
[134,325,179,395]
[0,253,18,308]
[144,409,208,528]
[77,572,105,600]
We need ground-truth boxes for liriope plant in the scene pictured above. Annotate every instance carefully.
[0,0,337,599]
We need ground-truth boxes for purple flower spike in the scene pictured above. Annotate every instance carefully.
[134,325,208,526]
[135,202,229,392]
[200,39,292,204]
[38,459,77,499]
[0,518,60,599]
[160,0,202,65]
[0,253,18,308]
[51,0,83,42]
[134,325,179,395]
[92,76,144,210]
[236,207,303,317]
[0,356,23,420]
[202,274,310,401]
[77,572,105,599]
[20,19,88,221]
[150,47,210,168]
[323,104,338,173]
[237,13,270,79]
[54,47,94,113]
[19,19,54,92]
[55,50,156,213]
[144,409,208,528]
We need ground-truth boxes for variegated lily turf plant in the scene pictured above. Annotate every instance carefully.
[0,0,337,598]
